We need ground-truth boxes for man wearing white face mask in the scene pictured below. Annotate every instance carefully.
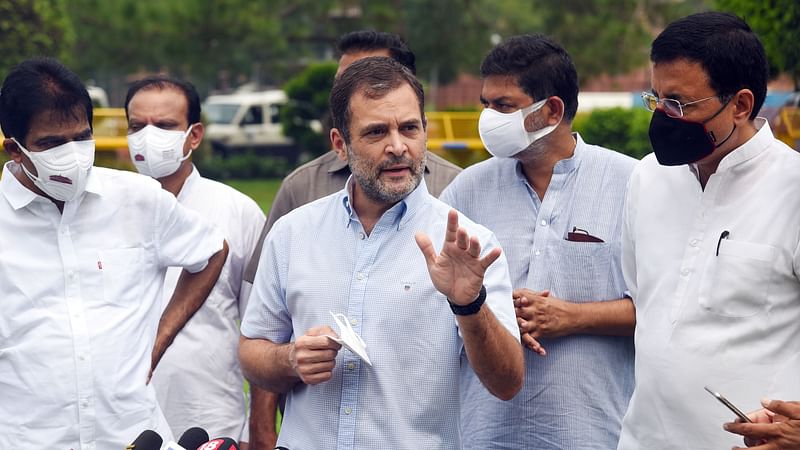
[124,76,269,449]
[0,59,228,449]
[440,34,637,449]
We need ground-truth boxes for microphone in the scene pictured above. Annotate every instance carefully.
[162,427,210,450]
[196,437,239,450]
[125,430,163,450]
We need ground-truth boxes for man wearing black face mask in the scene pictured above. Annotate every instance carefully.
[618,12,800,450]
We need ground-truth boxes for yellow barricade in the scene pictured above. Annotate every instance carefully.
[425,111,488,167]
[775,106,800,150]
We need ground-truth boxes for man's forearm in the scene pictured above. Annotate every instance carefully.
[248,386,280,450]
[153,242,229,371]
[572,297,635,336]
[458,306,523,401]
[239,336,299,394]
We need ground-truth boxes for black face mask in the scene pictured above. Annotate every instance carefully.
[648,101,736,166]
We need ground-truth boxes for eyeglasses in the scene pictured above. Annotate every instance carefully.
[641,92,720,118]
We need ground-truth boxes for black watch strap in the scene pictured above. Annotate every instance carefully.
[448,285,487,316]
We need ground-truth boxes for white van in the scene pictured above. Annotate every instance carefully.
[203,89,297,161]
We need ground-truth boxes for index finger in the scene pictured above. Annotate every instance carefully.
[724,421,782,440]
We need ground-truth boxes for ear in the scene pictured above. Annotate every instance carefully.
[331,128,348,162]
[187,122,205,152]
[731,89,755,124]
[544,96,565,126]
[3,138,23,164]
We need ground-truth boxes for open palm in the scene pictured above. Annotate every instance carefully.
[416,209,502,305]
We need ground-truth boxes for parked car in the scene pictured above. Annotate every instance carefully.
[203,89,302,163]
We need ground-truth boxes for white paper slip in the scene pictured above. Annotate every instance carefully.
[326,311,372,366]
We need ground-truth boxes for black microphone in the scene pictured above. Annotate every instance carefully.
[125,430,163,450]
[197,437,239,450]
[163,426,210,450]
[179,427,210,449]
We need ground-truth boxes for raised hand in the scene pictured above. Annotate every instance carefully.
[415,209,502,305]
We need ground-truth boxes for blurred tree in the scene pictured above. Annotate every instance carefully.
[716,0,800,90]
[66,0,337,96]
[0,0,74,78]
[280,62,338,158]
[532,0,709,85]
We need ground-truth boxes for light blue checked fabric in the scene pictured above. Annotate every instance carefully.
[241,177,518,450]
[441,134,636,450]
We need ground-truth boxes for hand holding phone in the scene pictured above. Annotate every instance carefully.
[704,386,753,423]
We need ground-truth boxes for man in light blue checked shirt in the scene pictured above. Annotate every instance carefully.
[441,34,636,449]
[239,56,524,450]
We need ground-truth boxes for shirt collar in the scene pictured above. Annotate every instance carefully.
[340,175,429,230]
[176,164,199,202]
[1,162,104,210]
[552,132,584,174]
[1,162,37,210]
[513,132,584,183]
[715,118,773,172]
[328,156,350,173]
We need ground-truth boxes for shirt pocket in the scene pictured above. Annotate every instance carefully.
[699,239,775,317]
[548,239,613,302]
[99,247,145,307]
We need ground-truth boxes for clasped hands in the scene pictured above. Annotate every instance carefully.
[513,288,577,356]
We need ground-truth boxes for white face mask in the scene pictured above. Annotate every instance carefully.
[478,99,561,158]
[13,138,95,202]
[127,124,193,178]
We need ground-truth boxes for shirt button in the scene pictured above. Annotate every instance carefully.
[540,220,547,227]
[79,354,87,361]
[680,268,690,276]
[81,400,89,408]
[356,273,365,281]
[344,407,352,415]
[350,318,358,326]
[358,232,366,240]
[534,250,541,256]
[690,239,699,247]
[347,362,355,370]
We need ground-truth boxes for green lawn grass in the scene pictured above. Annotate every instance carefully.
[225,178,284,433]
[224,178,283,214]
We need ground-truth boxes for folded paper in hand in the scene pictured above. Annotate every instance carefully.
[326,312,372,366]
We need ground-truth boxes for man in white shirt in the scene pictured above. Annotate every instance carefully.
[124,75,268,448]
[0,58,228,448]
[618,12,800,450]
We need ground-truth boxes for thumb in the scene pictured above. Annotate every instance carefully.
[415,231,436,267]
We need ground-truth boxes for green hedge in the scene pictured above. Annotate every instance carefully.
[573,107,653,160]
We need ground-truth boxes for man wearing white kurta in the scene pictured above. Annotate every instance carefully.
[125,76,267,445]
[0,58,227,449]
[618,12,800,449]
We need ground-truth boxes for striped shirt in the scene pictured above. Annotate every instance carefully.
[241,177,518,450]
[441,134,636,449]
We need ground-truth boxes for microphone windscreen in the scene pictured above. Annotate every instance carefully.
[125,429,163,450]
[197,437,239,450]
[178,427,210,449]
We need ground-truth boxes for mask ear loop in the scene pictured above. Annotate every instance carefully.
[703,94,736,147]
[11,138,45,183]
[180,124,196,161]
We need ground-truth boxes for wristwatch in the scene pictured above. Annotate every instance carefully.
[448,285,487,316]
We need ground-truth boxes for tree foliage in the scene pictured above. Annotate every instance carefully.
[0,0,74,78]
[281,62,339,157]
[716,0,800,90]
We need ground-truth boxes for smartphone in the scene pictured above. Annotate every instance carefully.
[704,386,753,423]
